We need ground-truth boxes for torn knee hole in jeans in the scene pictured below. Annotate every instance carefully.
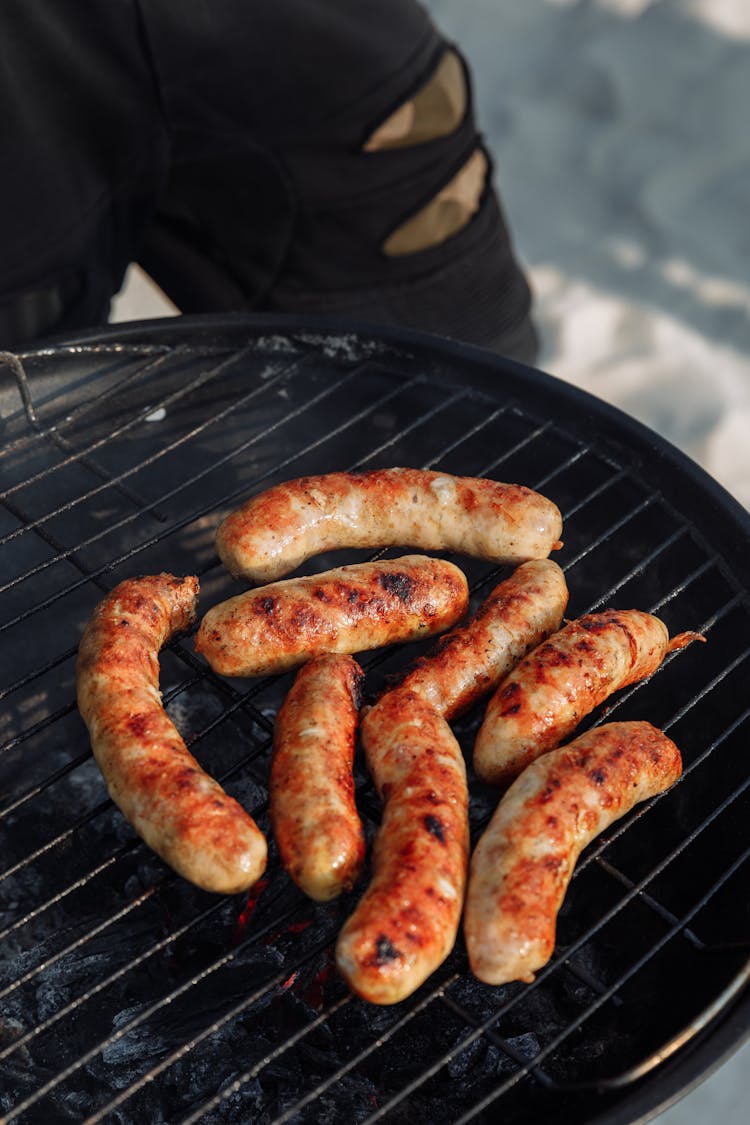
[363,48,467,152]
[361,49,487,256]
[381,148,488,257]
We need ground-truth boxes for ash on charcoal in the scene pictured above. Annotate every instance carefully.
[447,1028,539,1083]
[197,1078,265,1125]
[446,1033,508,1080]
[100,1006,170,1072]
[296,1073,382,1124]
[507,1030,541,1061]
[0,1018,35,1114]
[35,952,115,1022]
[2,940,124,1044]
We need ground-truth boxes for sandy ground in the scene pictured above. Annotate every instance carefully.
[112,3,750,1118]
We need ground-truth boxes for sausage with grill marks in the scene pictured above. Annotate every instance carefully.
[76,574,267,894]
[334,560,568,1002]
[393,559,569,721]
[195,556,469,678]
[464,721,682,985]
[270,654,366,901]
[473,609,702,786]
[335,690,469,1005]
[215,468,563,582]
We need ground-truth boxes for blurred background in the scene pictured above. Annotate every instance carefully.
[112,3,750,1117]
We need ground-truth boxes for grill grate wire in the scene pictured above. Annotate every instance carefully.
[1,324,750,1124]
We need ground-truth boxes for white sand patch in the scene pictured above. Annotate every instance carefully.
[680,0,750,40]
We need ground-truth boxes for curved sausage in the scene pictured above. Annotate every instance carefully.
[195,556,469,678]
[270,654,366,901]
[336,690,469,1005]
[473,609,701,785]
[215,468,563,582]
[76,574,268,895]
[464,721,682,985]
[394,559,569,721]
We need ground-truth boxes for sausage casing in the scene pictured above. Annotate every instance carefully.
[215,468,563,582]
[394,559,569,721]
[195,556,469,678]
[76,574,268,894]
[474,609,693,785]
[270,654,365,901]
[464,721,682,985]
[335,690,469,1005]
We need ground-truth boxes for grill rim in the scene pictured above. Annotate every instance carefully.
[2,310,750,1123]
[585,981,750,1125]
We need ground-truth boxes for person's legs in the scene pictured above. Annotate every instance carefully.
[262,31,538,360]
[1,0,536,362]
[140,0,538,360]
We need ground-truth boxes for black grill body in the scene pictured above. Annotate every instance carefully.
[1,314,750,1124]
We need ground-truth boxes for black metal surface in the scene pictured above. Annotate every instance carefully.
[2,313,750,1124]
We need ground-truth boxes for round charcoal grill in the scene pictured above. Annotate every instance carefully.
[1,314,750,1124]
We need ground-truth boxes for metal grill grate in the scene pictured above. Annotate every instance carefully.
[2,316,750,1124]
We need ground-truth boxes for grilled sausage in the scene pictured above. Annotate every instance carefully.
[336,690,469,1004]
[76,574,267,894]
[215,468,563,582]
[473,609,701,785]
[464,721,682,985]
[195,556,469,678]
[334,560,568,1001]
[270,654,366,901]
[394,559,569,721]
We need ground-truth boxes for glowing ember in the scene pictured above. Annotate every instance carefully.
[231,878,270,945]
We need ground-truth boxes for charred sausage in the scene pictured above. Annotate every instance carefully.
[270,654,366,901]
[195,556,469,678]
[334,560,567,1001]
[394,559,569,721]
[464,721,682,985]
[473,609,701,785]
[215,468,563,582]
[336,690,469,1005]
[76,574,267,894]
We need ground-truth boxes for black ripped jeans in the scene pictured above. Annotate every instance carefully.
[1,0,537,361]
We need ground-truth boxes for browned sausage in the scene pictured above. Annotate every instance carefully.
[335,690,469,1005]
[473,609,701,785]
[270,654,366,901]
[215,468,563,582]
[195,556,469,678]
[76,574,267,894]
[393,559,569,720]
[464,721,682,985]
